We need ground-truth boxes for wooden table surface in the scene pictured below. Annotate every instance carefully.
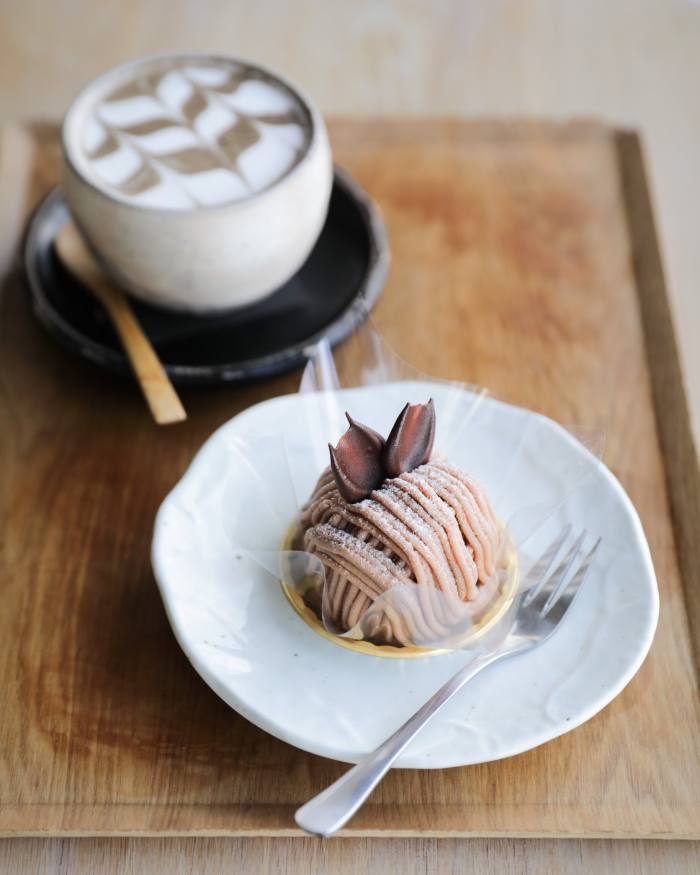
[1,836,699,874]
[1,120,698,870]
[4,0,700,446]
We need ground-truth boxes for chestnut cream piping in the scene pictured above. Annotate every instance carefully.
[297,458,501,645]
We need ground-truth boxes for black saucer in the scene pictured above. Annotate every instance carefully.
[23,169,389,385]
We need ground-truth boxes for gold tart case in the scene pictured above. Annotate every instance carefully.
[280,524,519,659]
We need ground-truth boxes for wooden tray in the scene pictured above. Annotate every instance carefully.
[1,120,698,838]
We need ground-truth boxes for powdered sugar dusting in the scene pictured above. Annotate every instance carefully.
[297,457,504,645]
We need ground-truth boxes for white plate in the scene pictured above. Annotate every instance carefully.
[152,382,659,768]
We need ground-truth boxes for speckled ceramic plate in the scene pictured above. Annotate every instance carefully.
[23,168,389,385]
[151,381,659,767]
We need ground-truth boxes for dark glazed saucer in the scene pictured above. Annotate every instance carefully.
[23,168,389,385]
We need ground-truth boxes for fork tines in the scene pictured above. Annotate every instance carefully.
[523,528,602,616]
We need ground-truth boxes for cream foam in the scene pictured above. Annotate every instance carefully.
[75,58,312,209]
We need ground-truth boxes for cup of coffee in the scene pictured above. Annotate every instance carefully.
[62,54,332,312]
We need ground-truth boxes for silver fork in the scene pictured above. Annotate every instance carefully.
[295,526,601,837]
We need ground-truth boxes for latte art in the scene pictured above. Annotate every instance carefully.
[77,59,312,209]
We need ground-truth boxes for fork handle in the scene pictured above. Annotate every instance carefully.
[295,651,503,837]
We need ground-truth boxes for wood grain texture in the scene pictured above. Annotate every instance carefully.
[614,131,700,676]
[1,837,699,875]
[0,120,698,840]
[5,0,697,451]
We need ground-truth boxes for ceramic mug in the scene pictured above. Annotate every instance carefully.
[61,54,333,312]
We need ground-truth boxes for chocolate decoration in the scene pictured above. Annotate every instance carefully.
[329,414,386,503]
[327,401,436,501]
[344,412,385,453]
[382,399,435,478]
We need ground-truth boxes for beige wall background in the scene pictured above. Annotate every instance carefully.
[3,0,699,437]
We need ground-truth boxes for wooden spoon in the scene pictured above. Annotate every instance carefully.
[55,221,187,425]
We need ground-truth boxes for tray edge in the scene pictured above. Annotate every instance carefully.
[614,130,700,678]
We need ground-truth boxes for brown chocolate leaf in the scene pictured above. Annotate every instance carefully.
[329,414,385,503]
[382,399,435,477]
[344,412,385,451]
